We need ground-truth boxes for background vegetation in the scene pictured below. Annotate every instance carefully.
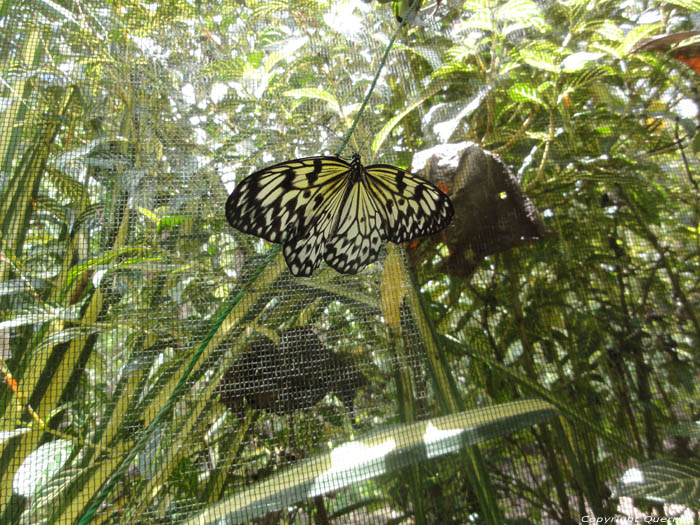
[1,0,699,523]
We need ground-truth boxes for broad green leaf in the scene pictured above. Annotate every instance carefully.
[157,215,190,233]
[668,421,700,438]
[395,43,443,70]
[372,82,442,155]
[593,20,624,43]
[0,304,82,329]
[0,278,47,296]
[137,206,158,224]
[444,44,476,64]
[62,247,158,289]
[499,0,547,34]
[662,0,700,10]
[519,42,560,73]
[616,459,700,506]
[262,37,308,73]
[284,88,341,116]
[509,83,544,106]
[13,439,73,498]
[0,429,32,445]
[32,327,100,355]
[188,400,557,524]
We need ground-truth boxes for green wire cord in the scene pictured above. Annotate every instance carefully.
[78,1,420,521]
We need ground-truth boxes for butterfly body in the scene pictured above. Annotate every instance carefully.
[226,153,453,276]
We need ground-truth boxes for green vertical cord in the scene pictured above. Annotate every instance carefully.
[78,1,421,521]
[335,0,419,157]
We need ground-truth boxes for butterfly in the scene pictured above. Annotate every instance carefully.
[225,153,454,277]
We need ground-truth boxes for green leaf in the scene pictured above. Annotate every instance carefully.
[0,304,82,329]
[13,439,73,498]
[188,400,557,524]
[499,0,547,35]
[63,247,152,290]
[137,206,158,224]
[508,83,544,106]
[157,215,190,233]
[0,278,47,296]
[371,82,442,155]
[616,459,700,506]
[0,429,32,445]
[519,42,560,73]
[592,20,625,43]
[395,43,443,70]
[284,88,341,116]
[662,0,700,10]
[668,421,700,438]
[32,327,100,355]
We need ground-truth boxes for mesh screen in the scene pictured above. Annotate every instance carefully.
[1,0,700,523]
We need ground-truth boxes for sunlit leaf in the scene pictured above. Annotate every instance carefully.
[616,460,700,506]
[13,440,73,499]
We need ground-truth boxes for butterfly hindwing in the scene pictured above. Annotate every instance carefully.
[282,175,350,276]
[323,175,389,274]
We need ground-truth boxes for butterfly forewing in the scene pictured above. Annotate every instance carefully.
[226,157,351,244]
[363,164,454,242]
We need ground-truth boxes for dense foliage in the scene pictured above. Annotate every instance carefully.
[1,0,699,523]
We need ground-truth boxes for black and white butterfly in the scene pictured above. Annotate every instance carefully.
[225,153,453,277]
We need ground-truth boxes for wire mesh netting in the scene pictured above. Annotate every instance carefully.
[2,0,700,523]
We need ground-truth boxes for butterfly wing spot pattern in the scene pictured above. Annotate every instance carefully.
[226,154,454,276]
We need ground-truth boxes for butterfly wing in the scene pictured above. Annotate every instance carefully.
[226,156,352,275]
[323,161,453,274]
[363,164,454,242]
[282,177,349,276]
[323,175,389,274]
[226,156,351,243]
